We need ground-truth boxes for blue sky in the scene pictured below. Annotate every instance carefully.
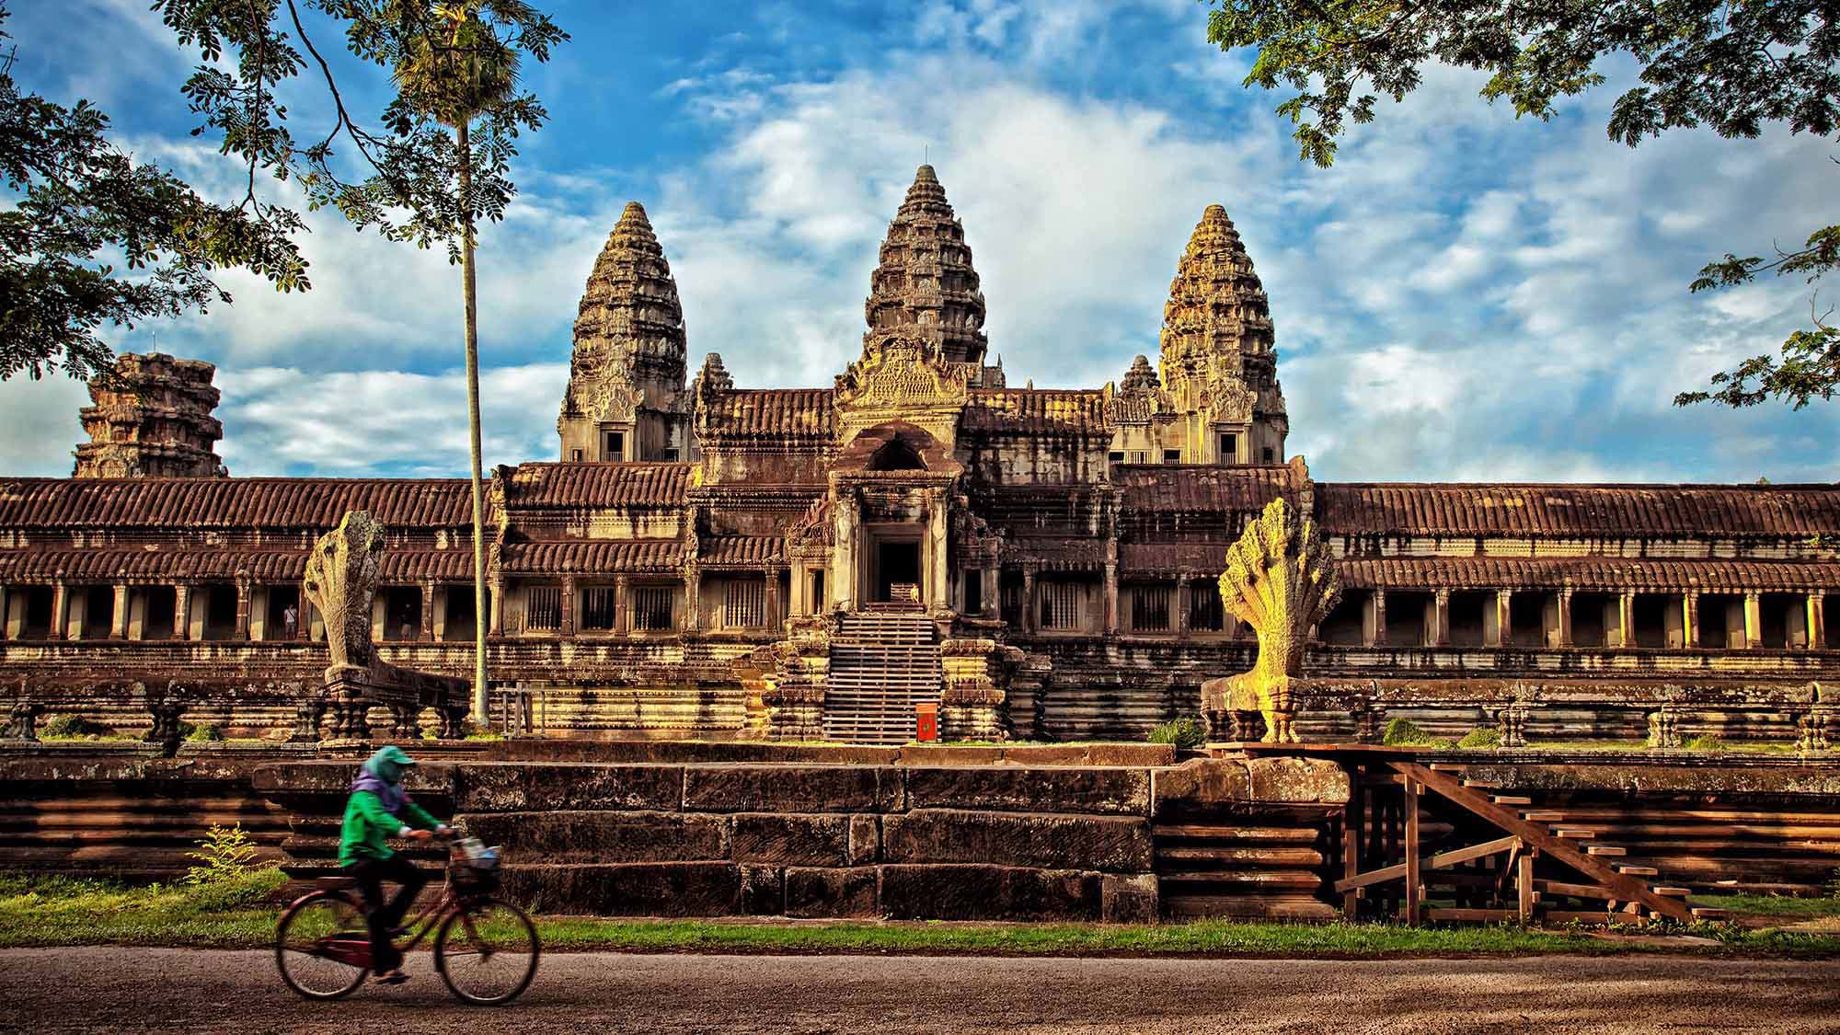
[2,0,1836,483]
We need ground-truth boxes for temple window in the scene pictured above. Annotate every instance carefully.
[263,585,303,641]
[1318,591,1365,645]
[1188,581,1224,631]
[1107,450,1125,463]
[1038,578,1089,631]
[1261,446,1275,463]
[570,449,583,462]
[579,586,619,631]
[963,570,983,615]
[376,586,423,642]
[1698,593,1744,648]
[1127,584,1172,632]
[1760,593,1802,648]
[1631,594,1672,648]
[1218,433,1238,463]
[12,586,53,639]
[523,585,563,633]
[1826,597,1839,651]
[1571,591,1612,647]
[1508,593,1545,648]
[808,570,826,612]
[139,586,177,640]
[1447,591,1490,646]
[443,585,479,641]
[719,578,766,629]
[632,585,675,631]
[602,430,625,461]
[1162,450,1181,464]
[999,571,1025,627]
[1388,590,1433,646]
[198,582,239,641]
[78,586,114,640]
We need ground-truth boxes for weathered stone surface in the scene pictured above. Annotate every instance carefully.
[455,764,683,812]
[879,864,1101,921]
[499,862,740,916]
[1101,873,1160,924]
[731,813,851,866]
[738,865,785,915]
[784,866,880,918]
[1459,762,1840,796]
[902,766,1152,816]
[882,809,1153,872]
[73,352,227,479]
[898,745,1005,767]
[1151,758,1252,817]
[682,765,898,813]
[847,814,880,865]
[1243,758,1350,805]
[458,810,726,863]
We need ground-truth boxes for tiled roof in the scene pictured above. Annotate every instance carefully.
[498,540,682,574]
[1119,542,1226,573]
[1115,465,1299,513]
[961,389,1108,435]
[503,463,691,508]
[701,389,834,438]
[0,548,470,582]
[0,478,471,530]
[1340,557,1840,592]
[699,536,786,569]
[1317,483,1840,538]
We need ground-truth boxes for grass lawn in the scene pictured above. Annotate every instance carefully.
[1,872,1838,958]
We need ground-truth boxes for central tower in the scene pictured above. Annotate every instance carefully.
[863,165,989,368]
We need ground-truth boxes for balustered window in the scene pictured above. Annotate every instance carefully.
[1039,580,1084,630]
[720,578,766,629]
[1128,584,1172,632]
[580,586,619,631]
[632,585,675,631]
[523,585,561,632]
[1189,581,1225,632]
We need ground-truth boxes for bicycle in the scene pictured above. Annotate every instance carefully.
[274,835,540,1005]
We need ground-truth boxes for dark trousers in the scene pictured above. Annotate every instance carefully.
[345,854,429,973]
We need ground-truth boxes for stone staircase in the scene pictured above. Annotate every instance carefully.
[1153,817,1337,920]
[823,612,943,744]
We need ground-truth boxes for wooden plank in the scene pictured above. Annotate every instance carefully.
[1517,851,1535,921]
[1585,845,1628,857]
[1332,835,1521,893]
[1342,795,1360,920]
[1491,796,1533,806]
[1404,777,1421,926]
[1535,879,1618,900]
[1388,762,1696,924]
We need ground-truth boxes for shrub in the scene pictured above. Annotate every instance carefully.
[185,723,226,743]
[1381,717,1435,746]
[1457,727,1502,749]
[40,714,114,739]
[1148,717,1208,750]
[183,865,287,911]
[185,824,260,885]
[1684,734,1728,752]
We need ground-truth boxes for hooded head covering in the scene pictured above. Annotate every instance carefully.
[350,745,417,813]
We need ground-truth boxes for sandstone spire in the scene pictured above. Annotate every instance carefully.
[863,165,988,366]
[558,201,692,462]
[1158,205,1288,465]
[72,352,227,478]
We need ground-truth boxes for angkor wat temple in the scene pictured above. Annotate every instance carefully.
[3,165,1836,745]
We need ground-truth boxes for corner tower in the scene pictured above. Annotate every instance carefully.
[1158,205,1288,465]
[72,352,227,478]
[558,202,690,462]
[864,165,991,373]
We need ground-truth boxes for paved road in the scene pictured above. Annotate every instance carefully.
[0,948,1835,1034]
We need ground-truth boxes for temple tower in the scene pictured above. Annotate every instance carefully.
[72,352,227,478]
[558,201,691,462]
[1158,205,1288,466]
[864,165,992,375]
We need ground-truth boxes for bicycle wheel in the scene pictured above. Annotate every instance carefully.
[434,897,540,1005]
[274,890,370,1000]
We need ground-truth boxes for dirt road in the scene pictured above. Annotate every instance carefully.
[0,948,1834,1033]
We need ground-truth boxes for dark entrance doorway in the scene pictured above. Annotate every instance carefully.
[874,540,921,604]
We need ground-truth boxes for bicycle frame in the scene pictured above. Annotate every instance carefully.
[312,852,480,969]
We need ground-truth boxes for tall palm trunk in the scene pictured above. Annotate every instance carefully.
[458,118,489,721]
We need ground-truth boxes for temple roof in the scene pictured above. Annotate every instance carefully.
[561,200,687,424]
[503,463,692,508]
[1336,557,1840,592]
[498,539,682,574]
[864,165,988,365]
[698,389,836,439]
[0,478,471,530]
[1159,205,1275,383]
[961,389,1108,435]
[1113,464,1300,513]
[1316,483,1840,538]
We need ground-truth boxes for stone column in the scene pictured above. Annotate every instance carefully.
[110,584,129,639]
[765,567,783,631]
[1102,562,1118,635]
[1432,589,1450,647]
[925,494,949,609]
[1743,592,1762,648]
[682,568,702,631]
[980,567,997,619]
[1554,589,1573,648]
[488,577,506,636]
[48,581,68,641]
[1175,574,1192,641]
[1810,593,1827,650]
[1363,589,1387,647]
[560,574,577,637]
[1617,593,1636,648]
[1021,567,1038,635]
[419,580,437,641]
[614,575,630,634]
[173,584,192,640]
[1486,589,1510,647]
[1682,592,1699,648]
[234,574,253,640]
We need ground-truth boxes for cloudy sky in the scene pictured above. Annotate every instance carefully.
[3,0,1836,483]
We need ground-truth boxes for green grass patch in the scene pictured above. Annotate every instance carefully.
[1692,893,1840,919]
[1,872,1836,958]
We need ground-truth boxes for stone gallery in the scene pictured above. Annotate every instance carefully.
[1,164,1837,749]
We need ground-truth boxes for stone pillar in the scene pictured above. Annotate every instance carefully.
[765,567,783,632]
[234,574,253,640]
[1021,567,1038,635]
[1663,594,1686,648]
[1617,593,1637,648]
[1175,574,1192,641]
[48,581,68,641]
[1362,589,1387,647]
[173,584,192,640]
[560,574,578,637]
[1682,592,1699,648]
[1810,593,1827,650]
[488,576,506,636]
[926,495,949,609]
[1743,592,1762,648]
[1432,589,1450,647]
[1102,562,1118,635]
[110,584,129,639]
[981,567,997,620]
[1486,589,1510,647]
[0,586,10,640]
[419,580,437,641]
[1555,589,1573,648]
[683,568,702,631]
[614,575,630,634]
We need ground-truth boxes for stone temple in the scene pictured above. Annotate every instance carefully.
[2,165,1837,746]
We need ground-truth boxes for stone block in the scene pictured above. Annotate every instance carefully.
[458,810,727,863]
[882,809,1152,872]
[902,766,1151,816]
[898,745,1005,766]
[498,862,739,916]
[784,866,880,918]
[847,814,880,865]
[454,763,683,812]
[739,865,785,915]
[1243,757,1350,805]
[682,765,898,813]
[878,864,1101,921]
[1151,758,1252,817]
[1101,873,1159,924]
[731,813,851,866]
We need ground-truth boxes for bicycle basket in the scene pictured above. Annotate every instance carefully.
[450,842,503,892]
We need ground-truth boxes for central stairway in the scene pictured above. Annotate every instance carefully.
[823,611,943,744]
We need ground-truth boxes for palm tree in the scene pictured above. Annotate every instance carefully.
[390,1,529,721]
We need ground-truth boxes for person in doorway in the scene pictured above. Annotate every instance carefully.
[282,603,298,639]
[339,745,449,984]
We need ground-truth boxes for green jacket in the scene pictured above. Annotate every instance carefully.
[338,789,442,865]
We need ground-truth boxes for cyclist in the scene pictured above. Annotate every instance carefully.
[339,745,450,984]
